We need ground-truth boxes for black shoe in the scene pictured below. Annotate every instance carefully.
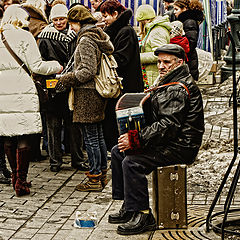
[109,209,134,224]
[32,154,47,162]
[3,168,11,178]
[71,162,89,171]
[50,166,61,172]
[117,210,156,235]
[0,172,11,184]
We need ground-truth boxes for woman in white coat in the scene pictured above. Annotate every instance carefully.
[0,5,62,196]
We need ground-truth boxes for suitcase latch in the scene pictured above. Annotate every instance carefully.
[170,173,178,181]
[171,212,180,220]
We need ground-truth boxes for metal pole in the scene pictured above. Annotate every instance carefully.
[206,32,239,238]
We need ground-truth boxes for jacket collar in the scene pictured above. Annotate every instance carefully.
[178,9,204,24]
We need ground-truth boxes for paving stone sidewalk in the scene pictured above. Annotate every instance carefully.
[0,84,236,240]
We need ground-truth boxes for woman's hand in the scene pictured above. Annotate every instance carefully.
[57,66,63,74]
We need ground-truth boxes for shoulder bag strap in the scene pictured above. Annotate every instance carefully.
[145,81,190,99]
[1,32,31,76]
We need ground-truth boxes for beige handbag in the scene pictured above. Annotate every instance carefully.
[94,53,123,98]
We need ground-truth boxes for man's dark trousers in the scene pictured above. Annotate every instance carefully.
[111,145,177,212]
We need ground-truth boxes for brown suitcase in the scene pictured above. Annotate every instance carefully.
[152,165,187,229]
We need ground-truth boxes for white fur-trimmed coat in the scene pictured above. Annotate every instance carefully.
[0,25,61,136]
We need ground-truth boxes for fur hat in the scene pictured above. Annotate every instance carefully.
[67,5,97,24]
[170,20,184,38]
[154,44,185,60]
[136,4,156,21]
[50,4,68,20]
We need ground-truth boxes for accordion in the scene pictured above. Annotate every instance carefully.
[115,93,151,135]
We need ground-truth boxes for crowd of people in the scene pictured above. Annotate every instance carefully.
[0,0,205,235]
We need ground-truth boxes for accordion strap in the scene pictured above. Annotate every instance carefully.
[145,81,190,99]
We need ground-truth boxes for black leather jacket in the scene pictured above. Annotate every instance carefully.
[139,64,204,164]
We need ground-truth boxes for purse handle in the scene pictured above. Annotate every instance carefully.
[1,32,31,76]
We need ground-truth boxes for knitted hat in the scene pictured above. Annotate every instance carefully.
[50,4,68,21]
[170,21,184,38]
[136,4,156,21]
[154,44,185,60]
[67,5,97,24]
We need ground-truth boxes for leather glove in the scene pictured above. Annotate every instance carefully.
[55,80,66,92]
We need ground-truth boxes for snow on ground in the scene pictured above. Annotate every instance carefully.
[188,77,240,194]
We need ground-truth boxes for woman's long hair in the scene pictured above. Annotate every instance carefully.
[139,18,155,39]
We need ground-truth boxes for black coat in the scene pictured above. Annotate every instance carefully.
[104,9,144,93]
[140,64,204,165]
[178,9,204,81]
[37,25,77,114]
[102,9,144,151]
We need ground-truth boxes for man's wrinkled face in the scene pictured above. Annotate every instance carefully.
[52,17,68,31]
[157,52,183,78]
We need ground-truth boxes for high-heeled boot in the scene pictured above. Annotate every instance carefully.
[4,145,31,190]
[15,147,31,196]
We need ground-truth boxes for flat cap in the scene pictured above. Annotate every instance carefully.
[154,44,185,60]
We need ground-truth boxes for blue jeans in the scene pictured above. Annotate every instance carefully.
[82,123,107,175]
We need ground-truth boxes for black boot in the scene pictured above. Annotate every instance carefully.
[108,203,134,224]
[3,168,11,179]
[0,138,11,180]
[0,171,11,184]
[117,210,156,235]
[4,144,17,189]
[71,161,89,171]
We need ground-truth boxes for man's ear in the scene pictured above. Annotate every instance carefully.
[179,58,184,65]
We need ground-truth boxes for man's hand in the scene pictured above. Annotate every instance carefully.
[118,133,131,152]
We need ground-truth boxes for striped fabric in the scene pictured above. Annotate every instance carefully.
[68,0,227,52]
[69,0,161,26]
[198,0,227,51]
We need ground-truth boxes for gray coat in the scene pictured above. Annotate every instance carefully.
[59,24,114,123]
